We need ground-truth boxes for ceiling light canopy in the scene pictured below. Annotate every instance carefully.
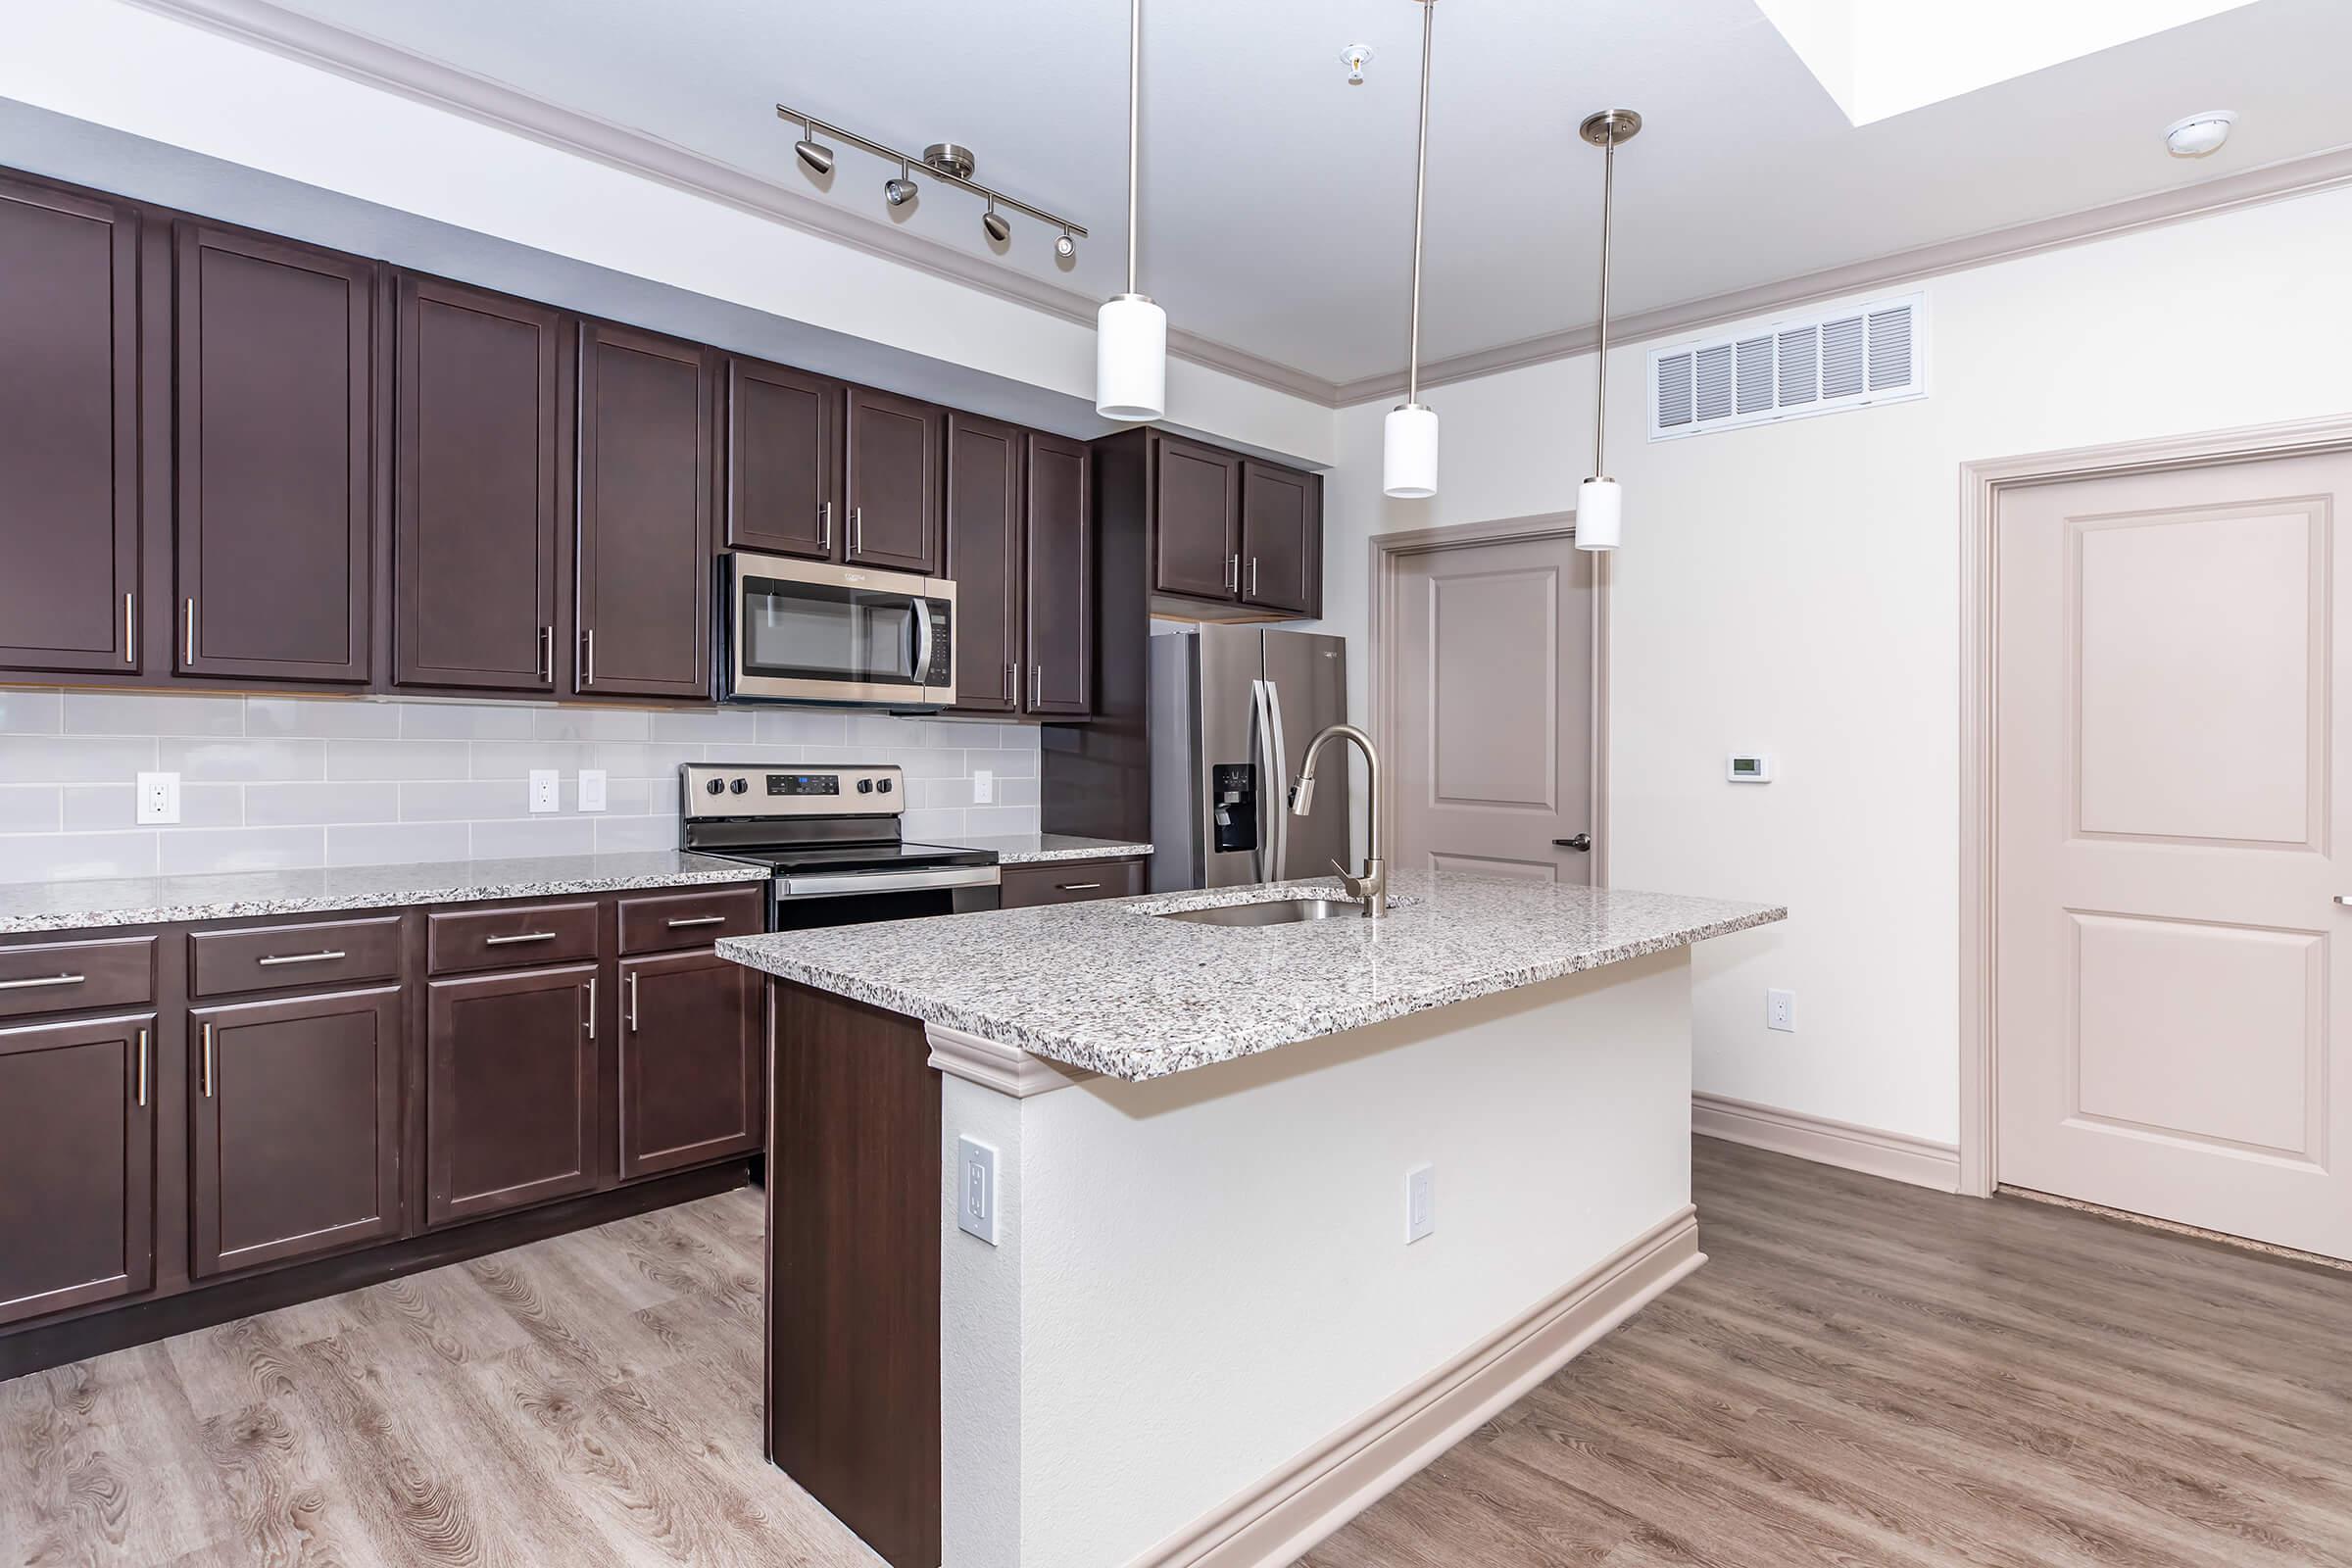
[1097,0,1167,422]
[1383,0,1441,501]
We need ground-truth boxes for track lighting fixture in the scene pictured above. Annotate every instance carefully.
[772,104,1088,262]
[1575,109,1642,553]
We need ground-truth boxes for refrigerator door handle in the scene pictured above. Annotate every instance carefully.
[1263,677,1292,881]
[1249,678,1276,883]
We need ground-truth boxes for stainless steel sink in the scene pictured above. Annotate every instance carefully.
[1155,897,1363,926]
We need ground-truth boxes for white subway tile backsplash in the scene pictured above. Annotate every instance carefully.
[0,689,1044,884]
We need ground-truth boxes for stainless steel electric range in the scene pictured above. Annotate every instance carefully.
[679,762,1000,931]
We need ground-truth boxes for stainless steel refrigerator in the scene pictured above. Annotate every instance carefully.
[1147,625,1349,892]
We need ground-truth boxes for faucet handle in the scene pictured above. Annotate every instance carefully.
[1329,858,1367,897]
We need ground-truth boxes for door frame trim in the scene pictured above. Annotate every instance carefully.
[1959,413,2352,1198]
[1368,511,1612,887]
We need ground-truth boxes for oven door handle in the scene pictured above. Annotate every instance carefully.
[778,865,1002,898]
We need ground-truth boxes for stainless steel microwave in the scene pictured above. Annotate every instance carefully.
[721,552,956,709]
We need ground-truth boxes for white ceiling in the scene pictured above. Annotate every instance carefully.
[267,0,2352,388]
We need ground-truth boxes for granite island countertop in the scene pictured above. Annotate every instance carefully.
[718,871,1785,1081]
[937,833,1152,865]
[0,851,767,935]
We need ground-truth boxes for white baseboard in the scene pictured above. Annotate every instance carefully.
[1121,1206,1703,1568]
[1692,1091,1961,1193]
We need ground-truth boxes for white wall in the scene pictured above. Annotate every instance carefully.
[1317,183,2352,1146]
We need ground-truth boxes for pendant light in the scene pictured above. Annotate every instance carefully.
[1576,109,1640,551]
[1383,0,1441,500]
[1097,0,1167,421]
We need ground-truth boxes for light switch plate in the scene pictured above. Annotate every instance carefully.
[578,769,608,812]
[1405,1163,1435,1245]
[528,769,560,813]
[972,769,994,805]
[136,771,179,825]
[956,1136,999,1246]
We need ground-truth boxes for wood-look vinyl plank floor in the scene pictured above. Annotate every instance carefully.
[10,1141,2349,1567]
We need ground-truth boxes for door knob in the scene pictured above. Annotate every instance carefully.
[1553,834,1592,852]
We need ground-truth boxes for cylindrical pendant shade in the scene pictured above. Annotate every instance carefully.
[1576,476,1622,551]
[1384,403,1439,499]
[1096,293,1167,422]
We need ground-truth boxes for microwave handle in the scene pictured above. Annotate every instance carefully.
[913,597,935,683]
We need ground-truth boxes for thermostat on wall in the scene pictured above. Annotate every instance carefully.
[1727,753,1774,783]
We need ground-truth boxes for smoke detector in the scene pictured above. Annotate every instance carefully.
[1340,43,1374,85]
[2164,110,2235,159]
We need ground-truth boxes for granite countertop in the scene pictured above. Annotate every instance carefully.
[940,833,1153,865]
[719,871,1786,1082]
[0,852,767,935]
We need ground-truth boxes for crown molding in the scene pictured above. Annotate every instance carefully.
[118,0,1340,407]
[1332,140,2352,407]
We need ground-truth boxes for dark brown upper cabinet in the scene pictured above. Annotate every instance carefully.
[727,356,844,560]
[187,986,403,1278]
[0,174,141,677]
[1152,434,1243,601]
[392,275,564,694]
[1239,460,1321,616]
[945,412,1023,713]
[0,1012,156,1329]
[845,385,944,575]
[175,222,381,684]
[425,963,600,1228]
[617,948,762,1180]
[576,321,714,700]
[1024,432,1093,716]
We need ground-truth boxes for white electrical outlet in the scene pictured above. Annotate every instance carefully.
[135,771,179,825]
[578,769,608,812]
[1766,989,1796,1032]
[528,769,560,813]
[956,1136,999,1246]
[1405,1164,1435,1245]
[972,769,994,804]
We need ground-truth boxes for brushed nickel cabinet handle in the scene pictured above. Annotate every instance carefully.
[201,1020,216,1099]
[538,625,554,684]
[627,970,640,1033]
[0,972,84,991]
[586,975,597,1041]
[135,1027,149,1108]
[257,950,347,967]
[582,627,597,686]
[1249,558,1260,599]
[1004,662,1016,701]
[124,593,135,665]
[484,931,558,947]
[819,501,833,552]
[1057,882,1103,892]
[666,914,726,929]
[183,598,196,665]
[851,506,864,556]
[1031,664,1044,708]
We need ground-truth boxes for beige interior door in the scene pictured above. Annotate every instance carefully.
[1391,529,1595,881]
[1996,450,2352,1260]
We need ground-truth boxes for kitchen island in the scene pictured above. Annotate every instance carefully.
[720,871,1783,1568]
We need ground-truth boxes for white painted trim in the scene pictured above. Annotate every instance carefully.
[117,0,1332,407]
[1956,415,2352,1200]
[924,1023,1096,1099]
[1120,1205,1702,1568]
[1367,513,1610,887]
[1692,1093,1960,1194]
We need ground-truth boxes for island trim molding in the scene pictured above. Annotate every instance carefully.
[1119,1204,1702,1568]
[1692,1092,1960,1194]
[924,1023,1099,1098]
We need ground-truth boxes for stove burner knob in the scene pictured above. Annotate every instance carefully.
[704,777,727,796]
[730,777,749,795]
[876,777,894,794]
[857,778,874,794]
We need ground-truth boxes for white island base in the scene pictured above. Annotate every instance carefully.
[929,946,1699,1568]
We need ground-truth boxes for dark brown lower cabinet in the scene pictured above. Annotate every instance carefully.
[188,987,402,1278]
[0,1012,155,1328]
[425,963,599,1227]
[618,948,762,1179]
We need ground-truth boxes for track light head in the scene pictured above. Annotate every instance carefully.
[795,139,835,176]
[884,167,918,207]
[982,203,1011,244]
[1055,229,1077,260]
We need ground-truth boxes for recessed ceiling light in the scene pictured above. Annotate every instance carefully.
[2164,110,2236,159]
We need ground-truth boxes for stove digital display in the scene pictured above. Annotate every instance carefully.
[766,772,840,797]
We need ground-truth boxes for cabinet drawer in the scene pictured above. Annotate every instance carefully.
[0,936,154,1021]
[617,885,765,956]
[427,901,601,975]
[190,916,403,998]
[998,858,1147,909]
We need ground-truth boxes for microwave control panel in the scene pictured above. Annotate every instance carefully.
[923,601,954,687]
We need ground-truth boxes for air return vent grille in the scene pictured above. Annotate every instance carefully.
[1648,292,1925,441]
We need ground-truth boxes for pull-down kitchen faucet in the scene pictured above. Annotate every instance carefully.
[1290,723,1386,919]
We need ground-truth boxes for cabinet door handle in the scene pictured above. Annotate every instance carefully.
[1057,882,1103,892]
[538,625,554,684]
[1004,662,1016,701]
[135,1026,149,1108]
[585,974,597,1041]
[666,914,726,929]
[484,930,558,947]
[124,593,136,665]
[0,972,84,992]
[1031,664,1044,708]
[183,598,197,665]
[627,970,641,1033]
[819,501,833,553]
[582,627,597,687]
[851,507,864,557]
[201,1020,216,1099]
[1249,558,1259,599]
[257,949,347,967]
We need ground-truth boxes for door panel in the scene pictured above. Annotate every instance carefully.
[845,386,943,574]
[1392,533,1596,883]
[1153,436,1240,600]
[425,963,598,1226]
[1995,453,2352,1260]
[0,175,140,676]
[617,949,762,1180]
[1025,433,1093,716]
[189,987,402,1277]
[176,223,377,683]
[577,322,713,699]
[727,356,842,560]
[1260,631,1349,881]
[946,413,1022,712]
[394,275,562,692]
[1240,462,1317,614]
[0,1013,154,1327]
